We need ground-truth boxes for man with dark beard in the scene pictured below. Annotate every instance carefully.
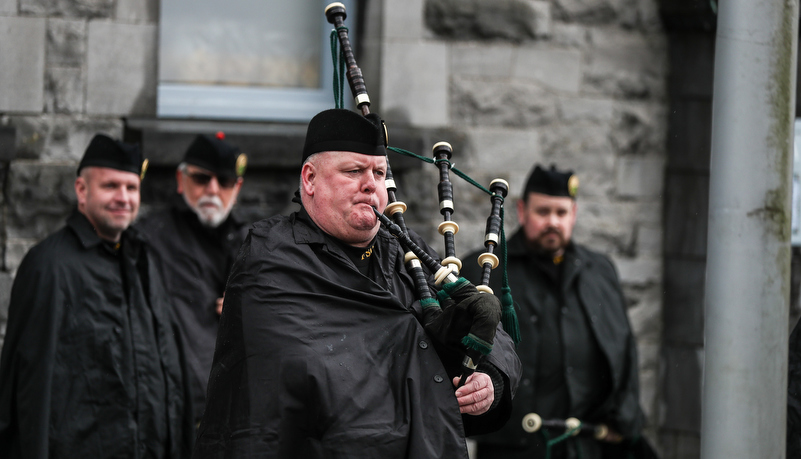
[461,164,654,459]
[137,132,249,427]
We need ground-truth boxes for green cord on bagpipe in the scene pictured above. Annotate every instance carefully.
[389,146,520,344]
[541,425,584,459]
[329,28,347,110]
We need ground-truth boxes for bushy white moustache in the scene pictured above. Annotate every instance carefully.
[185,195,233,228]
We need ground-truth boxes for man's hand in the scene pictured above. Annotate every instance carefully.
[453,372,494,415]
[216,297,224,315]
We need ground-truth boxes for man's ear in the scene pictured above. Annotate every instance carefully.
[75,176,87,208]
[301,162,315,197]
[176,168,184,194]
[516,198,526,226]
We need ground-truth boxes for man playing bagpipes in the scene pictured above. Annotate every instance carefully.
[193,109,521,459]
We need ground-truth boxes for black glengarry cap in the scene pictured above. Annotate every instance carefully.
[77,134,145,177]
[302,109,387,163]
[183,132,246,179]
[523,164,579,198]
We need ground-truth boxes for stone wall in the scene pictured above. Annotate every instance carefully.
[0,0,670,454]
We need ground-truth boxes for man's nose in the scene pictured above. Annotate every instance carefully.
[206,176,221,194]
[362,173,377,192]
[115,186,129,202]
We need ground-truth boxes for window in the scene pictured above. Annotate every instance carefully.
[157,0,356,122]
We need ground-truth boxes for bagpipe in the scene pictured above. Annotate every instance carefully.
[521,413,659,459]
[324,2,520,386]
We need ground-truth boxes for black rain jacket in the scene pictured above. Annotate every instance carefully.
[0,211,193,458]
[461,230,647,459]
[137,199,249,423]
[193,210,521,458]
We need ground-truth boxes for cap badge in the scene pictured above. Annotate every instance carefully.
[236,153,248,177]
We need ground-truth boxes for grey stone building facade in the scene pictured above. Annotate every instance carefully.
[0,0,738,457]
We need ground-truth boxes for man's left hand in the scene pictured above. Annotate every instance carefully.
[453,372,494,415]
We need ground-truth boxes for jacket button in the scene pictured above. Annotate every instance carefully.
[113,327,122,335]
[561,307,568,315]
[434,375,444,383]
[529,316,538,324]
[418,340,428,349]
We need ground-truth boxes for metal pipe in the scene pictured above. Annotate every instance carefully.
[702,1,798,458]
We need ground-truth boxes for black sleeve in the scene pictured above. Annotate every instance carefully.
[0,251,64,458]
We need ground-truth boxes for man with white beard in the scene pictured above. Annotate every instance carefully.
[137,132,249,430]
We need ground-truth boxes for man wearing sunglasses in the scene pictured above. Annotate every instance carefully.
[137,132,249,429]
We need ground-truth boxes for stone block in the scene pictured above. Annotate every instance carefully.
[451,44,514,78]
[553,0,620,24]
[20,0,114,18]
[616,156,665,199]
[116,0,158,23]
[663,257,705,346]
[452,78,558,128]
[6,161,76,240]
[512,46,582,93]
[610,102,667,155]
[5,238,39,274]
[636,224,662,256]
[380,41,448,128]
[0,272,12,321]
[617,0,661,31]
[45,68,84,114]
[47,18,86,67]
[86,21,157,116]
[385,0,425,40]
[559,97,615,122]
[539,123,617,196]
[624,283,662,340]
[9,115,123,162]
[661,345,703,433]
[611,255,661,286]
[663,173,709,258]
[573,199,637,254]
[551,22,588,47]
[584,27,667,99]
[464,128,540,188]
[0,0,16,13]
[0,17,46,113]
[424,0,551,41]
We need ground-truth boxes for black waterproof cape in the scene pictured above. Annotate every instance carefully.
[194,210,521,458]
[0,211,193,458]
[137,199,249,423]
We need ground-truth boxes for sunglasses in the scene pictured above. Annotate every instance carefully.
[186,171,237,189]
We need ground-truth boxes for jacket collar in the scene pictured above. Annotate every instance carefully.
[67,208,144,254]
[507,228,587,288]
